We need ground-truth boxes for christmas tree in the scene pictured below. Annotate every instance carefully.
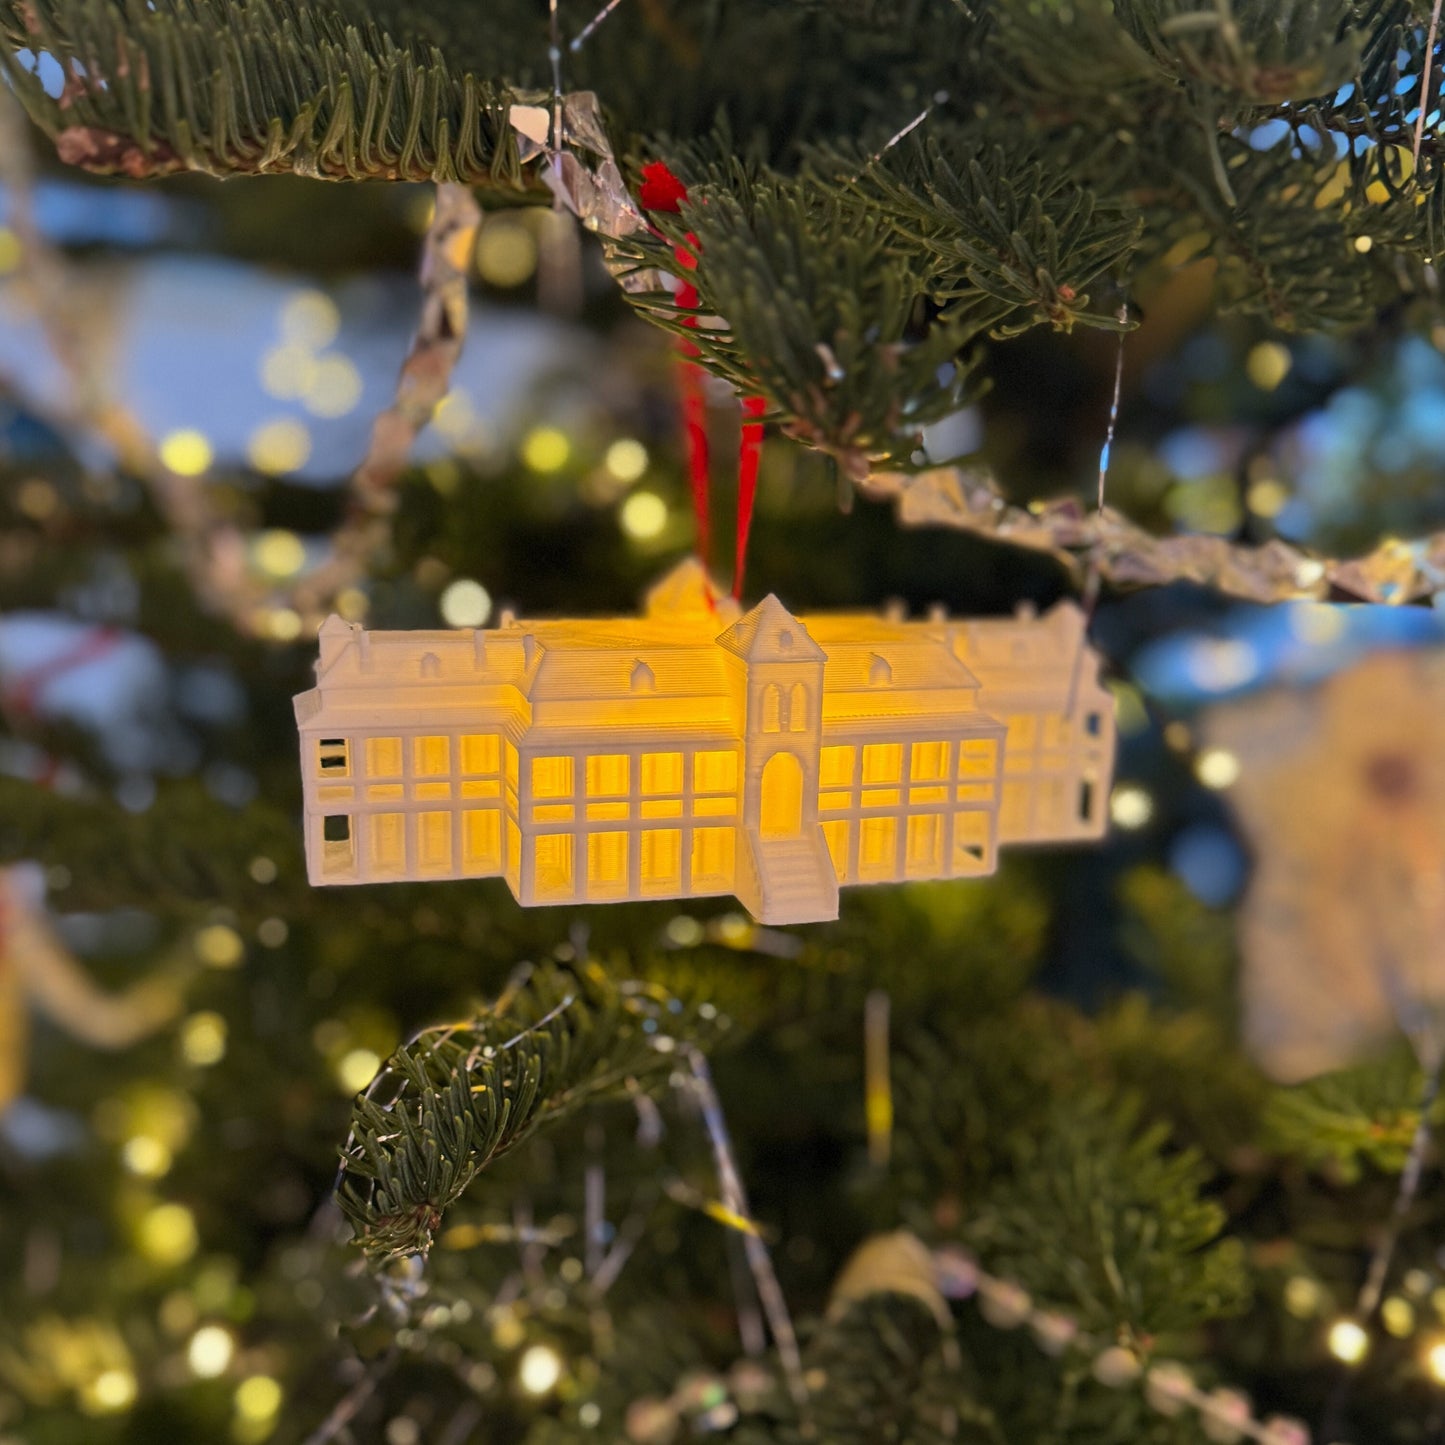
[1,2,1444,1442]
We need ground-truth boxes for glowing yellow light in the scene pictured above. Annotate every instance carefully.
[1383,1296,1416,1337]
[1283,1276,1323,1318]
[259,344,317,400]
[1247,479,1288,517]
[1245,342,1292,391]
[122,1135,173,1178]
[180,1012,228,1067]
[336,1048,381,1094]
[336,587,369,622]
[138,1202,199,1267]
[518,1343,563,1395]
[620,491,668,541]
[0,226,21,273]
[1328,1318,1370,1365]
[476,218,539,287]
[521,426,571,473]
[1109,784,1153,830]
[267,609,304,643]
[432,391,475,441]
[235,1375,283,1420]
[492,1311,526,1351]
[253,529,307,580]
[85,1367,138,1414]
[1427,1338,1445,1384]
[304,355,363,419]
[187,1324,235,1378]
[1355,234,1374,254]
[247,419,312,476]
[440,578,492,628]
[279,291,340,349]
[159,430,213,477]
[604,438,649,482]
[195,924,244,969]
[1195,748,1241,790]
[17,477,59,520]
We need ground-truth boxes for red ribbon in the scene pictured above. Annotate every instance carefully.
[734,395,766,600]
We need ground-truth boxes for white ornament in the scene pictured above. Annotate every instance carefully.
[295,562,1115,924]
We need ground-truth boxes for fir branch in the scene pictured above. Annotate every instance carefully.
[335,962,720,1264]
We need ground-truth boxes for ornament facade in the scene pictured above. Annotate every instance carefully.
[294,563,1114,923]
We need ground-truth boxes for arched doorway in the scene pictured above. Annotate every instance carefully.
[760,752,804,838]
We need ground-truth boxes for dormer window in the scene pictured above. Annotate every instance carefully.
[420,652,441,678]
[317,738,349,776]
[868,653,892,686]
[631,659,656,692]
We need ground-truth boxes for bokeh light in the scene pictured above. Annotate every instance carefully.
[1427,1338,1445,1385]
[0,226,21,273]
[1108,784,1153,830]
[137,1202,199,1266]
[476,218,539,287]
[235,1375,283,1421]
[279,290,340,349]
[259,344,317,400]
[187,1324,235,1378]
[521,426,571,472]
[620,491,668,540]
[121,1136,172,1178]
[1327,1318,1369,1364]
[159,430,213,477]
[336,1048,381,1094]
[604,438,649,482]
[252,529,307,580]
[247,419,312,476]
[83,1367,137,1414]
[303,355,363,418]
[1195,748,1242,789]
[180,1012,228,1067]
[440,578,492,628]
[518,1343,563,1395]
[195,924,244,969]
[1246,342,1292,391]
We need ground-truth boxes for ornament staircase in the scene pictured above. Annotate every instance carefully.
[741,826,840,925]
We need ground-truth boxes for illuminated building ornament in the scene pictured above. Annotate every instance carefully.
[294,563,1115,923]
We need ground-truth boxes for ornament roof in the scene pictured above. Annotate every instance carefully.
[716,594,827,663]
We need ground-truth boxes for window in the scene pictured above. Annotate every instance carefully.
[953,810,991,870]
[691,827,735,889]
[417,812,452,871]
[862,788,901,809]
[910,741,948,782]
[761,684,782,733]
[858,816,897,878]
[318,738,349,776]
[641,829,682,893]
[694,751,738,794]
[587,754,630,797]
[533,834,574,900]
[640,752,683,795]
[505,743,519,793]
[1078,776,1096,822]
[862,743,902,784]
[461,734,500,774]
[321,815,354,877]
[1000,782,1030,835]
[959,740,998,778]
[366,737,403,778]
[789,683,808,731]
[462,810,501,872]
[819,791,850,811]
[532,756,574,799]
[413,736,450,800]
[906,814,942,875]
[587,831,629,898]
[1085,711,1103,738]
[821,819,850,882]
[819,746,855,788]
[1008,715,1037,751]
[370,812,406,872]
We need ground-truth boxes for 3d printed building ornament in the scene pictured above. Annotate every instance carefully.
[294,562,1115,924]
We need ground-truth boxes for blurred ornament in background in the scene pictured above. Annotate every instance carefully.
[1204,650,1445,1080]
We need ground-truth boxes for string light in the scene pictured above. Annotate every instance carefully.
[1109,784,1154,829]
[604,438,649,482]
[1327,1318,1370,1365]
[159,429,213,477]
[235,1375,283,1421]
[1195,748,1242,790]
[1245,342,1292,391]
[247,420,312,476]
[84,1367,138,1414]
[1382,1296,1416,1337]
[620,491,667,540]
[521,426,571,473]
[195,924,244,969]
[138,1202,199,1266]
[259,344,316,400]
[519,1343,564,1395]
[335,1048,381,1094]
[303,355,363,418]
[187,1324,235,1378]
[440,578,492,628]
[121,1135,173,1178]
[252,529,307,580]
[279,291,340,348]
[180,1012,228,1067]
[1425,1337,1445,1384]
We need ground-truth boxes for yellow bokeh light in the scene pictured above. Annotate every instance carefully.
[17,477,59,520]
[1245,342,1292,391]
[1108,784,1153,830]
[122,1135,173,1178]
[620,491,668,541]
[1328,1318,1370,1365]
[476,218,539,287]
[181,1012,228,1067]
[1195,748,1241,790]
[247,419,312,476]
[303,355,363,419]
[253,529,307,580]
[605,438,649,483]
[1383,1296,1416,1338]
[336,1047,381,1094]
[195,923,244,970]
[432,391,475,441]
[1283,1275,1323,1318]
[1246,478,1288,517]
[0,226,21,274]
[259,344,317,401]
[187,1324,235,1379]
[159,430,214,477]
[138,1202,199,1267]
[518,1343,563,1395]
[440,578,492,628]
[1427,1338,1445,1384]
[279,290,340,349]
[84,1367,138,1414]
[336,587,369,622]
[1355,234,1374,254]
[235,1375,283,1420]
[267,609,304,643]
[521,426,571,473]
